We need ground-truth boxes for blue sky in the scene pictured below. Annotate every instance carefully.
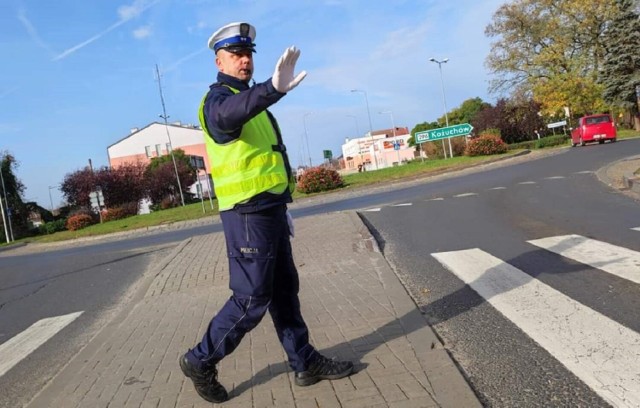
[1,0,504,209]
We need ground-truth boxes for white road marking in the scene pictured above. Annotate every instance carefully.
[431,249,640,408]
[363,208,381,212]
[528,235,640,285]
[575,171,595,174]
[489,187,507,190]
[426,197,444,201]
[544,176,566,180]
[453,193,478,198]
[0,311,83,377]
[632,227,640,232]
[392,203,412,207]
[517,181,537,185]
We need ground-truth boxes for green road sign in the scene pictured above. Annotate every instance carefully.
[415,123,474,144]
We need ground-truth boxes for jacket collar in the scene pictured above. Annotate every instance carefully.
[216,72,250,91]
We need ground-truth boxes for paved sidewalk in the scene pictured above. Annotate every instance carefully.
[27,212,480,408]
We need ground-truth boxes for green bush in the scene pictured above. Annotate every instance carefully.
[481,128,501,137]
[534,135,569,149]
[296,167,344,194]
[465,134,508,156]
[39,219,66,234]
[507,140,537,151]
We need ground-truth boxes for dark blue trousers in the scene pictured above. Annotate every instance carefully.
[187,204,317,372]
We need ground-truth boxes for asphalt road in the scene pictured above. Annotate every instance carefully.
[0,242,175,408]
[0,139,638,407]
[359,139,640,407]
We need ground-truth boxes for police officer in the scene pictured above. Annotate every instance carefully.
[179,22,354,403]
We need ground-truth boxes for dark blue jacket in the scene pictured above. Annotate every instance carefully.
[202,72,294,212]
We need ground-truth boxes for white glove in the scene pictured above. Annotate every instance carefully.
[286,210,295,238]
[272,46,307,93]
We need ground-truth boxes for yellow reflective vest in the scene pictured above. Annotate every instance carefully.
[199,85,295,211]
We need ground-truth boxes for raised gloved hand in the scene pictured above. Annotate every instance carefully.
[272,46,307,93]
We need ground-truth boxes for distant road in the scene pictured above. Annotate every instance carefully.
[359,139,640,407]
[0,138,637,407]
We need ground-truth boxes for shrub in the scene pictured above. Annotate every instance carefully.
[507,140,536,151]
[66,214,94,231]
[296,167,344,194]
[103,202,139,222]
[481,128,501,137]
[39,219,67,234]
[534,135,569,149]
[465,134,508,156]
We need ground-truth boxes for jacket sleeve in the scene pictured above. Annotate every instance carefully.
[203,79,285,144]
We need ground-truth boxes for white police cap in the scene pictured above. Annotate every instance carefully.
[208,22,256,53]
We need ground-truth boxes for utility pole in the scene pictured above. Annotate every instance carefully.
[303,112,313,167]
[0,182,8,243]
[351,89,379,170]
[155,64,185,207]
[0,157,14,242]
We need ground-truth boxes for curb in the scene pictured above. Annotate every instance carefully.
[350,211,482,407]
[0,242,27,252]
[25,237,193,407]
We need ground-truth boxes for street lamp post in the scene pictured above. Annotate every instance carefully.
[303,112,313,167]
[346,114,364,167]
[48,185,58,212]
[429,57,453,159]
[351,89,378,170]
[379,110,401,166]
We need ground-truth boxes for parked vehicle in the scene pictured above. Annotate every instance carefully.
[571,114,617,147]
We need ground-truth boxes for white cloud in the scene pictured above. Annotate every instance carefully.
[17,8,57,56]
[133,25,152,39]
[118,0,157,21]
[53,0,160,61]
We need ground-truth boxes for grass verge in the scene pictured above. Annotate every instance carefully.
[8,132,640,245]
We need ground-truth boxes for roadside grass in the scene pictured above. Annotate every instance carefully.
[6,131,640,245]
[21,201,219,244]
[617,129,639,140]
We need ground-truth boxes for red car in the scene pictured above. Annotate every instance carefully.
[571,114,617,147]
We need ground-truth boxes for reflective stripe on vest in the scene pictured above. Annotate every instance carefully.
[199,85,294,211]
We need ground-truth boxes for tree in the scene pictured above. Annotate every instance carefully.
[60,167,96,209]
[0,153,29,239]
[599,0,640,130]
[485,0,618,115]
[472,98,546,143]
[95,162,147,209]
[438,97,491,126]
[144,149,196,208]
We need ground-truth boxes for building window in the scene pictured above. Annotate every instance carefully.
[166,143,172,153]
[145,146,152,158]
[155,144,162,156]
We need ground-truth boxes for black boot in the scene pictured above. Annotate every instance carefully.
[179,354,228,403]
[295,355,354,386]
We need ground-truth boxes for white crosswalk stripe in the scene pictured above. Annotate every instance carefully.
[432,249,640,407]
[632,227,640,232]
[0,311,83,377]
[528,234,640,285]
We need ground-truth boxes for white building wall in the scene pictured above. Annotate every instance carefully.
[107,122,205,160]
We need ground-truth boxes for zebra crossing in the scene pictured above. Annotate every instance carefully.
[432,234,640,408]
[0,311,83,378]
